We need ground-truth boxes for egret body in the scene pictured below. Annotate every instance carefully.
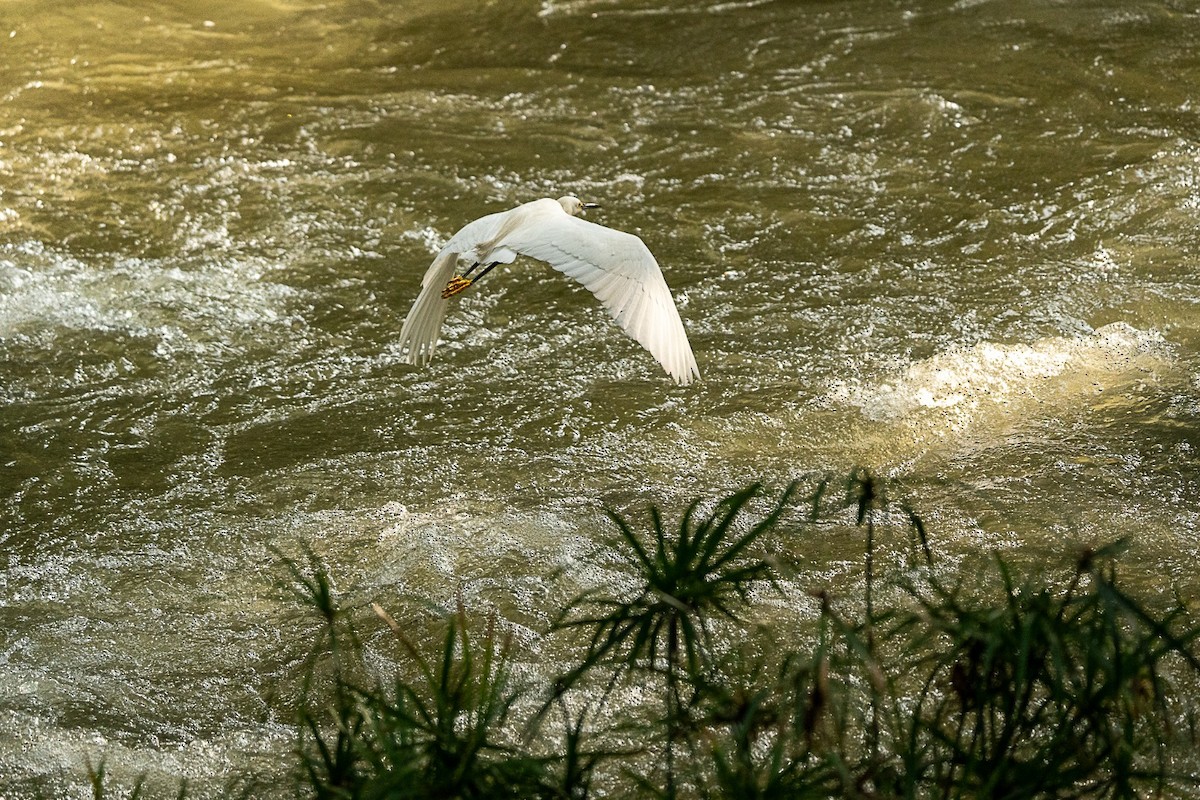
[397,195,700,385]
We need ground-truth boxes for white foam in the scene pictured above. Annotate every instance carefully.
[0,243,298,351]
[832,322,1173,438]
[363,503,638,625]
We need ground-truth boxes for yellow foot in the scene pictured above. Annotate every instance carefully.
[441,275,473,299]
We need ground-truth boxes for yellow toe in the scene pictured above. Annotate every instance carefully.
[441,276,473,299]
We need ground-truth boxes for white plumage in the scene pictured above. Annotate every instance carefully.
[397,196,700,385]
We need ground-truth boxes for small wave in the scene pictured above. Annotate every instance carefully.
[0,243,297,345]
[831,322,1173,444]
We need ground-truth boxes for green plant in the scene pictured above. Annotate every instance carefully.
[283,549,365,796]
[288,555,572,799]
[884,541,1200,799]
[356,608,551,799]
[549,482,797,796]
[555,484,797,683]
[86,759,148,800]
[281,476,1200,800]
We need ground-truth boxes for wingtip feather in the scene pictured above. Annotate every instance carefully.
[398,251,458,365]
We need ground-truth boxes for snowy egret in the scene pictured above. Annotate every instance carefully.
[397,196,700,385]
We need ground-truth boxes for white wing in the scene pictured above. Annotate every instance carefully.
[396,249,459,366]
[504,212,700,386]
[398,200,699,385]
[397,209,520,366]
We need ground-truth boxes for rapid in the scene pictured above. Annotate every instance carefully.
[1,0,1198,794]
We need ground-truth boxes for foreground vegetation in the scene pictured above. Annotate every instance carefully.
[287,473,1200,799]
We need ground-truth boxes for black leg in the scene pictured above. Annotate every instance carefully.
[473,262,500,282]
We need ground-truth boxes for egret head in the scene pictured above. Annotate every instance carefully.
[557,195,601,217]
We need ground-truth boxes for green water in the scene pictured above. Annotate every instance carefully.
[2,0,1199,794]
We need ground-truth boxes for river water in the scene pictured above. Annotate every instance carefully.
[2,0,1198,794]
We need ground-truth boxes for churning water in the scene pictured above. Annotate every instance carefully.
[2,0,1199,794]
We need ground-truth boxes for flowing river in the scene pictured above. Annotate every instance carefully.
[2,0,1199,795]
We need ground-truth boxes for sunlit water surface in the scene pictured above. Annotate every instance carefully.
[2,0,1199,794]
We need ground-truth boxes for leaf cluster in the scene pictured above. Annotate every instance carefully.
[281,474,1200,800]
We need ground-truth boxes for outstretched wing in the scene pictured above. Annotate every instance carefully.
[397,210,519,366]
[398,200,700,385]
[505,214,700,386]
[396,249,459,366]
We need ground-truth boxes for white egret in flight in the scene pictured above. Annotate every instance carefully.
[397,196,700,385]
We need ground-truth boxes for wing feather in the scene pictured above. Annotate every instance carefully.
[505,214,699,385]
[397,209,521,366]
[588,270,622,299]
[397,250,458,364]
[399,199,699,385]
